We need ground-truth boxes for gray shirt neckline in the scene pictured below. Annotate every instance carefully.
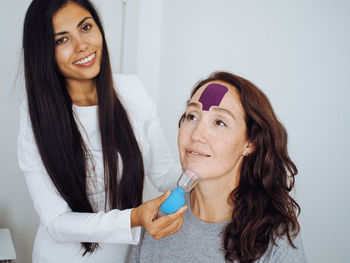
[184,193,230,233]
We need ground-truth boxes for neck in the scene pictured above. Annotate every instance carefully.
[66,78,98,106]
[190,174,238,223]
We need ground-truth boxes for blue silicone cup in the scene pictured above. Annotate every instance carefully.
[160,188,185,215]
[160,168,200,215]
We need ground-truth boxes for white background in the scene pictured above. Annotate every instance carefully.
[0,0,349,262]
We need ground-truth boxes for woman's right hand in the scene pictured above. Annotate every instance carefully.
[130,190,187,240]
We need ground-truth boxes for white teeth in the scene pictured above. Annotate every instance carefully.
[74,53,95,65]
[191,151,199,156]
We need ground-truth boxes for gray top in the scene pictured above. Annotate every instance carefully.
[132,194,307,263]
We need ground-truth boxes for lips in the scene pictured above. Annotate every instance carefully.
[73,52,96,66]
[186,149,210,157]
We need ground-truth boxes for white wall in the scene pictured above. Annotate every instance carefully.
[155,0,350,262]
[1,0,349,262]
[0,1,36,262]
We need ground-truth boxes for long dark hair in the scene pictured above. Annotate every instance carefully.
[23,0,144,254]
[180,72,300,263]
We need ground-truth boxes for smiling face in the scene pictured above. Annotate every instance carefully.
[178,81,254,184]
[52,2,103,83]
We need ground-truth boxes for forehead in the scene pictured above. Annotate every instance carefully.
[198,83,228,111]
[53,2,91,29]
[190,81,245,117]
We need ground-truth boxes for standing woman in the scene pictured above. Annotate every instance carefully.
[18,0,185,262]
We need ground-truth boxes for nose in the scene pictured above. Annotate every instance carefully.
[73,37,88,53]
[191,120,207,143]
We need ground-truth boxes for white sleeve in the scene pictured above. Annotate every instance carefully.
[118,75,181,192]
[17,102,140,244]
[144,104,181,192]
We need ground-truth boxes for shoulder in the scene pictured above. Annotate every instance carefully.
[17,100,43,171]
[112,73,157,126]
[261,233,307,263]
[113,74,153,107]
[19,100,28,115]
[18,101,31,133]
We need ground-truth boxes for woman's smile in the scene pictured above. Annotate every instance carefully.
[73,51,96,66]
[53,2,103,82]
[185,149,211,158]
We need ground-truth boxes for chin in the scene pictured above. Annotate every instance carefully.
[80,69,101,80]
[183,163,207,178]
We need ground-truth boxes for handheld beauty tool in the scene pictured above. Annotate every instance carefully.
[160,168,200,215]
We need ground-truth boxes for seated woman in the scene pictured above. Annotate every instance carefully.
[132,71,307,262]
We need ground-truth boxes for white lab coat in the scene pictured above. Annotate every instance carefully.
[17,74,180,263]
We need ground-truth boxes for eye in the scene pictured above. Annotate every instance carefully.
[215,120,226,126]
[82,23,92,32]
[186,113,198,121]
[55,37,68,45]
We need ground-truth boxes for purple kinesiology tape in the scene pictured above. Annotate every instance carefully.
[198,83,228,111]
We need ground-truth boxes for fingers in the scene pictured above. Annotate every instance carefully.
[146,205,187,239]
[146,190,172,211]
[156,190,172,207]
[131,191,171,228]
[152,212,185,240]
[138,191,188,240]
[147,190,172,222]
[155,205,186,226]
[176,205,188,215]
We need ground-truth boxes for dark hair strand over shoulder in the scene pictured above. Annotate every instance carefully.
[23,0,144,255]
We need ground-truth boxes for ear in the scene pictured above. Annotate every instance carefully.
[245,140,255,155]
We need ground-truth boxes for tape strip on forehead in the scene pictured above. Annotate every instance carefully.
[198,83,228,111]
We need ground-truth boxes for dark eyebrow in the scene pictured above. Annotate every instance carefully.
[187,102,201,109]
[211,107,236,120]
[77,16,92,27]
[54,31,68,37]
[54,17,93,37]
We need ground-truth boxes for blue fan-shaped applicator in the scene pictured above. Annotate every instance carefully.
[160,168,200,215]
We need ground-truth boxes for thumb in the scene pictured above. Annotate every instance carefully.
[153,190,171,208]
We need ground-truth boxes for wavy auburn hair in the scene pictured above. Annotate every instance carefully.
[180,72,300,263]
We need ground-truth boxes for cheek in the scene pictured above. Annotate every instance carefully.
[178,125,191,159]
[55,48,72,69]
[177,127,187,153]
[214,135,245,162]
[92,32,103,49]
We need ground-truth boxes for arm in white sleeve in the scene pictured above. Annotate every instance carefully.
[17,102,140,244]
[144,108,181,192]
[49,209,140,243]
[121,75,181,192]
